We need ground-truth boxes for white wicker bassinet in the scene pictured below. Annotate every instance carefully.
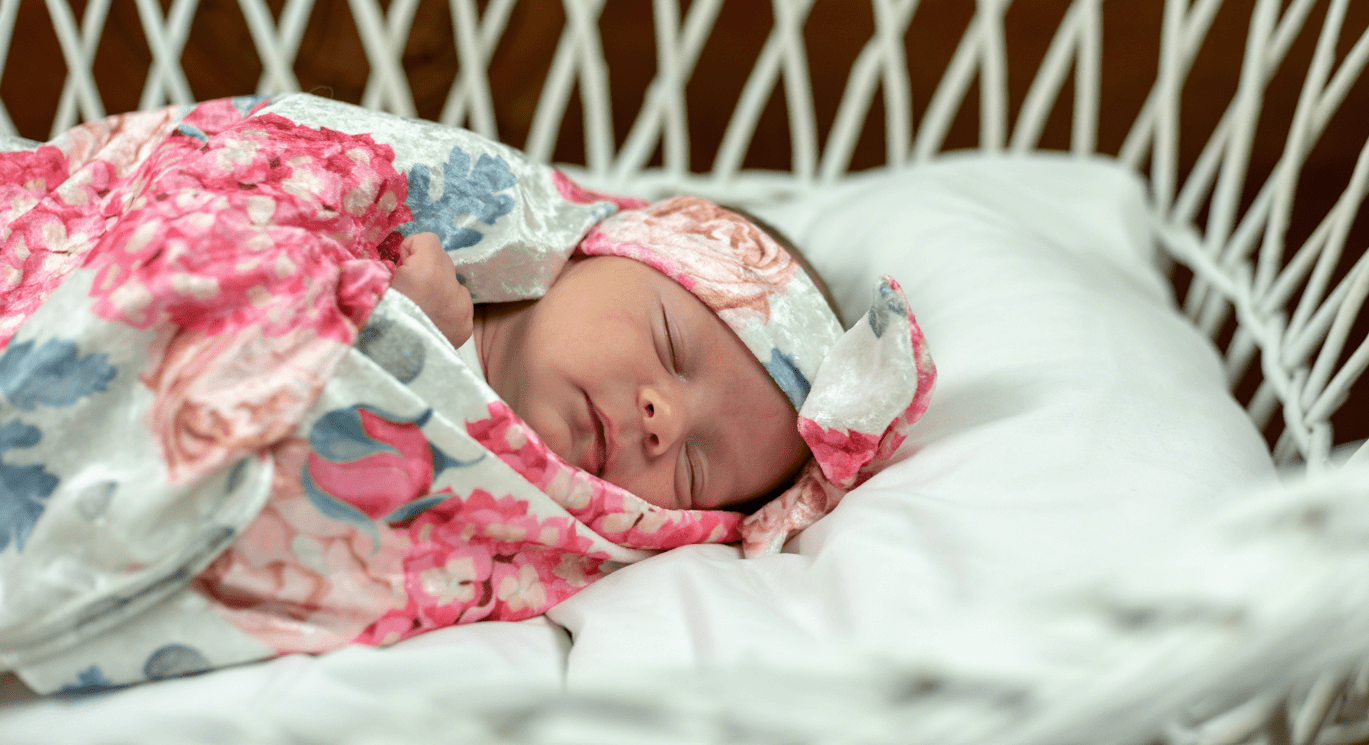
[2,1,1367,743]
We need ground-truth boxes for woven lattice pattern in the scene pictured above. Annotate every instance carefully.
[2,0,1363,471]
[1,4,1368,742]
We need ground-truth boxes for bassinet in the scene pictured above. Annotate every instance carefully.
[0,1,1366,743]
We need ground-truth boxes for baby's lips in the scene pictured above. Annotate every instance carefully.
[582,395,611,476]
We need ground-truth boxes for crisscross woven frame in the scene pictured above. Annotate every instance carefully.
[2,2,1368,743]
[9,0,1361,474]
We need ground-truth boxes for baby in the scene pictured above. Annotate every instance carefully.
[388,205,826,513]
[0,104,935,693]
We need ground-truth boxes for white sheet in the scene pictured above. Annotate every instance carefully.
[551,153,1278,684]
[0,618,568,740]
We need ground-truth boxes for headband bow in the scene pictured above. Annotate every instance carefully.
[577,196,936,556]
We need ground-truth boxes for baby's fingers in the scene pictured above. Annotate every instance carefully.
[443,278,476,349]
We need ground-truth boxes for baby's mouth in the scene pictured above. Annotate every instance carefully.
[584,394,609,477]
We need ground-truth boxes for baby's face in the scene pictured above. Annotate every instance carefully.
[485,256,809,510]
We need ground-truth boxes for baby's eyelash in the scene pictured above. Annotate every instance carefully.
[663,309,680,371]
[686,445,699,502]
[675,445,692,508]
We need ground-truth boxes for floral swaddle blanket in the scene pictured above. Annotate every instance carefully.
[0,95,748,693]
[0,94,934,694]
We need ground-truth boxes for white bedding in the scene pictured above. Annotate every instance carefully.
[0,619,568,739]
[552,152,1275,683]
[0,153,1283,741]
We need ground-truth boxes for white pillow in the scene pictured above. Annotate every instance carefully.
[548,153,1277,683]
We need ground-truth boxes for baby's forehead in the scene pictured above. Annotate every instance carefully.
[558,253,767,368]
[561,253,691,296]
[562,255,708,320]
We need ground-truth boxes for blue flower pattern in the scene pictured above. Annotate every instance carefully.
[403,145,518,250]
[231,94,269,118]
[0,339,116,411]
[0,419,57,552]
[143,643,211,680]
[763,348,811,410]
[866,282,910,339]
[60,665,113,693]
[0,337,117,553]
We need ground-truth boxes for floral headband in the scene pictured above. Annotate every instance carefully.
[577,196,936,556]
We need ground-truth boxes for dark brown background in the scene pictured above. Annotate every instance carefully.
[3,0,1365,451]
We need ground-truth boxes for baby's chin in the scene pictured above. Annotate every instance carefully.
[540,424,621,490]
[515,406,575,465]
[540,429,590,475]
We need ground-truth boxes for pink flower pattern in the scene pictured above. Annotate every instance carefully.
[206,392,743,654]
[743,276,937,555]
[551,169,648,211]
[0,107,183,346]
[140,325,338,485]
[352,489,611,645]
[797,419,882,489]
[579,196,799,327]
[1,98,936,673]
[305,407,442,521]
[164,119,741,657]
[465,401,742,549]
[103,105,408,491]
[83,111,406,342]
[194,438,408,653]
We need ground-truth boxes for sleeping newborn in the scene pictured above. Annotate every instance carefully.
[0,99,935,692]
[378,190,936,559]
[389,206,827,513]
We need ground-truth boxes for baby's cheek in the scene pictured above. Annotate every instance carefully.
[522,406,572,465]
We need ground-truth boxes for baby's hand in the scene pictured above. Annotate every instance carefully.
[388,232,475,348]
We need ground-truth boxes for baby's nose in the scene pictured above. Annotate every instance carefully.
[638,387,683,456]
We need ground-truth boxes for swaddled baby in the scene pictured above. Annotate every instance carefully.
[393,208,809,513]
[389,194,936,554]
[0,98,935,692]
